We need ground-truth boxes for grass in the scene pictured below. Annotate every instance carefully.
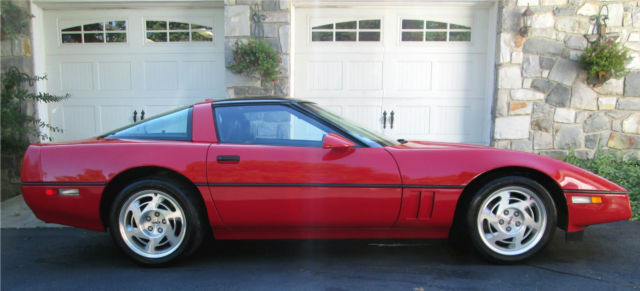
[565,150,640,221]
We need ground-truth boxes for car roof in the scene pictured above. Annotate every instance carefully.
[209,96,312,106]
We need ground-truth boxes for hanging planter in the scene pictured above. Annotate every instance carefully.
[579,38,631,87]
[227,40,281,84]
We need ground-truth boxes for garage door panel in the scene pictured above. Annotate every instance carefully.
[311,98,384,134]
[60,62,94,91]
[396,61,432,91]
[180,61,219,90]
[345,61,383,91]
[61,105,98,140]
[432,61,475,92]
[98,62,132,90]
[429,101,485,142]
[100,105,136,132]
[307,61,343,91]
[345,105,384,133]
[392,106,431,136]
[144,61,179,90]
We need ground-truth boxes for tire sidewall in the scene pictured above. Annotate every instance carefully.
[109,178,202,266]
[466,176,557,263]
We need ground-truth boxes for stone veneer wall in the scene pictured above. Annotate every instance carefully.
[494,0,640,159]
[1,0,35,199]
[224,0,290,98]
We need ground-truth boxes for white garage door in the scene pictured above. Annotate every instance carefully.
[294,5,494,144]
[43,8,225,141]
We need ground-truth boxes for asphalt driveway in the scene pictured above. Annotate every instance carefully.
[2,221,639,290]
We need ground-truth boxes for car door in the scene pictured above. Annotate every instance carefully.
[207,103,402,228]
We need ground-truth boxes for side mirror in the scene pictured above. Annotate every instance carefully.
[322,133,356,150]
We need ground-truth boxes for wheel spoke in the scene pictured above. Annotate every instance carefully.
[512,229,526,250]
[479,208,498,223]
[496,191,511,213]
[524,218,542,231]
[163,229,181,246]
[144,236,160,254]
[125,226,145,240]
[487,231,508,242]
[126,201,144,224]
[511,199,535,212]
[159,209,183,221]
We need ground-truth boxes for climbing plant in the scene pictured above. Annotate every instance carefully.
[1,67,68,156]
[1,0,32,40]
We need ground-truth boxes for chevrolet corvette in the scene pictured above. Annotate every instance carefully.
[21,98,632,265]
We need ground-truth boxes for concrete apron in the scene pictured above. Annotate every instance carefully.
[1,195,65,228]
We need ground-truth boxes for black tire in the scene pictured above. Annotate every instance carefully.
[108,177,205,266]
[466,176,557,263]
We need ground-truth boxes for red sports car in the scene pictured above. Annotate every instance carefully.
[21,98,631,265]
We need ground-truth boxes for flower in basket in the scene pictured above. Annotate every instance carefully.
[579,38,632,86]
[228,40,281,83]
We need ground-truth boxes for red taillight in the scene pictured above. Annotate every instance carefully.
[45,189,57,196]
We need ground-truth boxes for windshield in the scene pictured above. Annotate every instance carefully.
[301,103,399,147]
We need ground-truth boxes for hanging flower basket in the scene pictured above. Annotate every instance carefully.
[227,40,281,83]
[580,38,631,87]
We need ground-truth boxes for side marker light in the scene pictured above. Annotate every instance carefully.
[571,196,603,204]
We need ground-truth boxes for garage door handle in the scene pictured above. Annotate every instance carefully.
[390,110,395,129]
[133,110,137,122]
[382,111,387,129]
[217,155,240,163]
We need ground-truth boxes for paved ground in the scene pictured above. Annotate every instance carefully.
[1,195,64,228]
[2,219,639,290]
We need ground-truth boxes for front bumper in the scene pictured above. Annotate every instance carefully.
[565,191,632,232]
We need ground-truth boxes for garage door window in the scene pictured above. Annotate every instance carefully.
[312,19,381,42]
[145,20,213,43]
[401,19,471,42]
[61,20,127,44]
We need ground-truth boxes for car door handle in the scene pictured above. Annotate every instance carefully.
[217,155,240,163]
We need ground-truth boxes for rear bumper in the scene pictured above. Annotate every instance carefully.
[565,192,632,232]
[21,185,105,231]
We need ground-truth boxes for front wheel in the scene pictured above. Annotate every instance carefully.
[109,178,205,266]
[467,176,557,263]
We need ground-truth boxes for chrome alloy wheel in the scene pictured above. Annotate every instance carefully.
[476,186,547,256]
[118,190,187,259]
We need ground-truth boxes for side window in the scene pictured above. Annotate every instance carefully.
[215,105,333,147]
[106,107,192,141]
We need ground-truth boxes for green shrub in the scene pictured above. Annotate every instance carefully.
[565,150,640,220]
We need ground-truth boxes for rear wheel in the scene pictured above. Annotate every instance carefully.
[467,176,556,263]
[109,178,205,266]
